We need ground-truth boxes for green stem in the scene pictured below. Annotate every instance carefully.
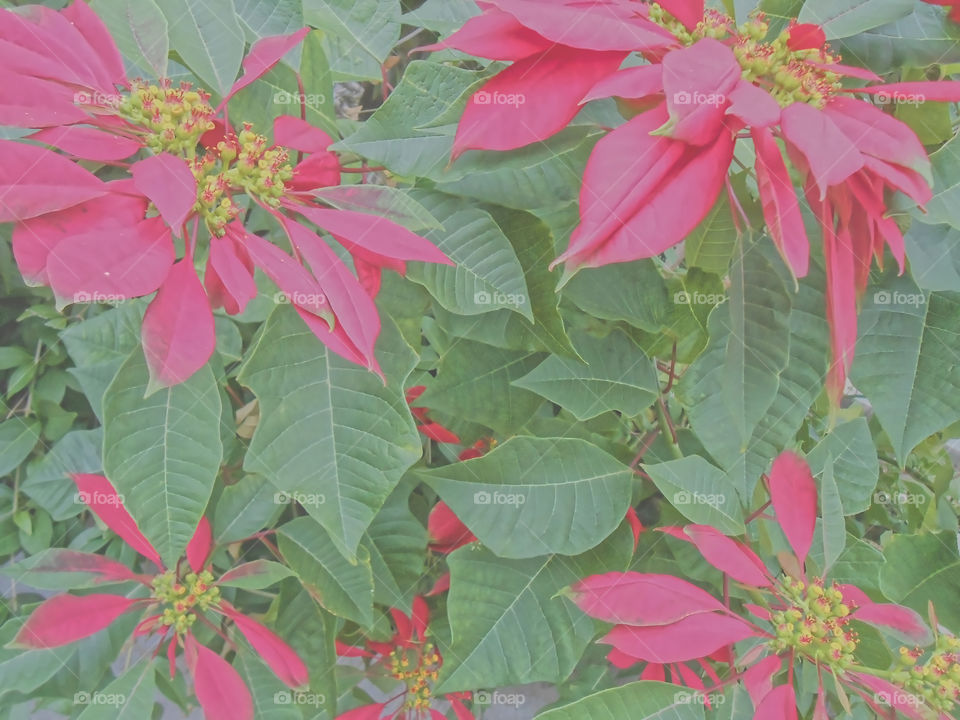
[657,399,683,460]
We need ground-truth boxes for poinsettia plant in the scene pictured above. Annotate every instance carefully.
[2,0,960,719]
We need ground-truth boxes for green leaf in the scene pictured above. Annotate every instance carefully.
[236,651,303,720]
[0,618,77,700]
[102,350,223,566]
[850,272,960,463]
[298,29,337,137]
[684,191,738,275]
[303,0,397,63]
[277,516,375,625]
[562,260,671,334]
[419,437,633,559]
[514,330,658,421]
[91,0,169,78]
[235,0,303,41]
[401,0,478,34]
[419,340,545,435]
[77,660,157,720]
[405,190,533,321]
[156,0,244,96]
[21,429,102,521]
[238,306,420,561]
[819,456,845,575]
[923,133,960,231]
[332,60,482,176]
[60,303,143,420]
[0,418,40,477]
[437,524,634,692]
[880,532,960,630]
[212,474,279,544]
[362,482,427,612]
[536,681,706,720]
[644,456,745,535]
[679,246,792,468]
[905,223,960,293]
[0,549,130,591]
[806,418,879,515]
[798,0,914,39]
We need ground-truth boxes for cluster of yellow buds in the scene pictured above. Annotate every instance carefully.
[892,636,960,713]
[388,641,441,712]
[117,80,216,156]
[151,570,221,636]
[187,124,294,235]
[732,19,842,109]
[647,5,842,109]
[769,578,858,669]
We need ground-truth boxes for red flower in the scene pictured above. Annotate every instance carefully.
[335,597,474,720]
[406,386,462,444]
[12,474,307,720]
[3,2,451,388]
[435,2,960,403]
[569,452,947,719]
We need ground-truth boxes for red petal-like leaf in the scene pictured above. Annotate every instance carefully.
[582,64,664,103]
[768,451,817,567]
[661,38,741,146]
[184,634,254,720]
[429,501,476,554]
[412,596,429,642]
[569,571,727,626]
[419,8,551,60]
[752,126,809,278]
[453,46,627,156]
[21,549,143,584]
[281,217,382,374]
[849,673,926,720]
[754,684,798,720]
[219,605,308,688]
[781,102,864,199]
[46,216,173,303]
[292,205,451,266]
[853,603,932,643]
[418,422,461,444]
[12,594,138,648]
[600,613,755,663]
[71,474,163,566]
[0,140,107,222]
[0,71,91,128]
[142,259,216,387]
[60,0,127,87]
[187,517,213,573]
[662,525,772,588]
[854,80,960,103]
[274,115,335,155]
[727,80,781,128]
[744,655,781,707]
[131,153,197,231]
[288,153,343,192]
[219,28,310,108]
[787,23,826,51]
[205,234,257,315]
[29,126,141,162]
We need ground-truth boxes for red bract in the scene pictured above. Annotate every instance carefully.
[12,473,308,720]
[2,2,451,387]
[436,1,960,403]
[335,597,474,720]
[569,452,951,719]
[922,0,960,22]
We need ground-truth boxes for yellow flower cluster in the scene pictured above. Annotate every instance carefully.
[151,570,221,636]
[769,578,858,668]
[389,641,441,712]
[894,636,960,713]
[117,80,216,156]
